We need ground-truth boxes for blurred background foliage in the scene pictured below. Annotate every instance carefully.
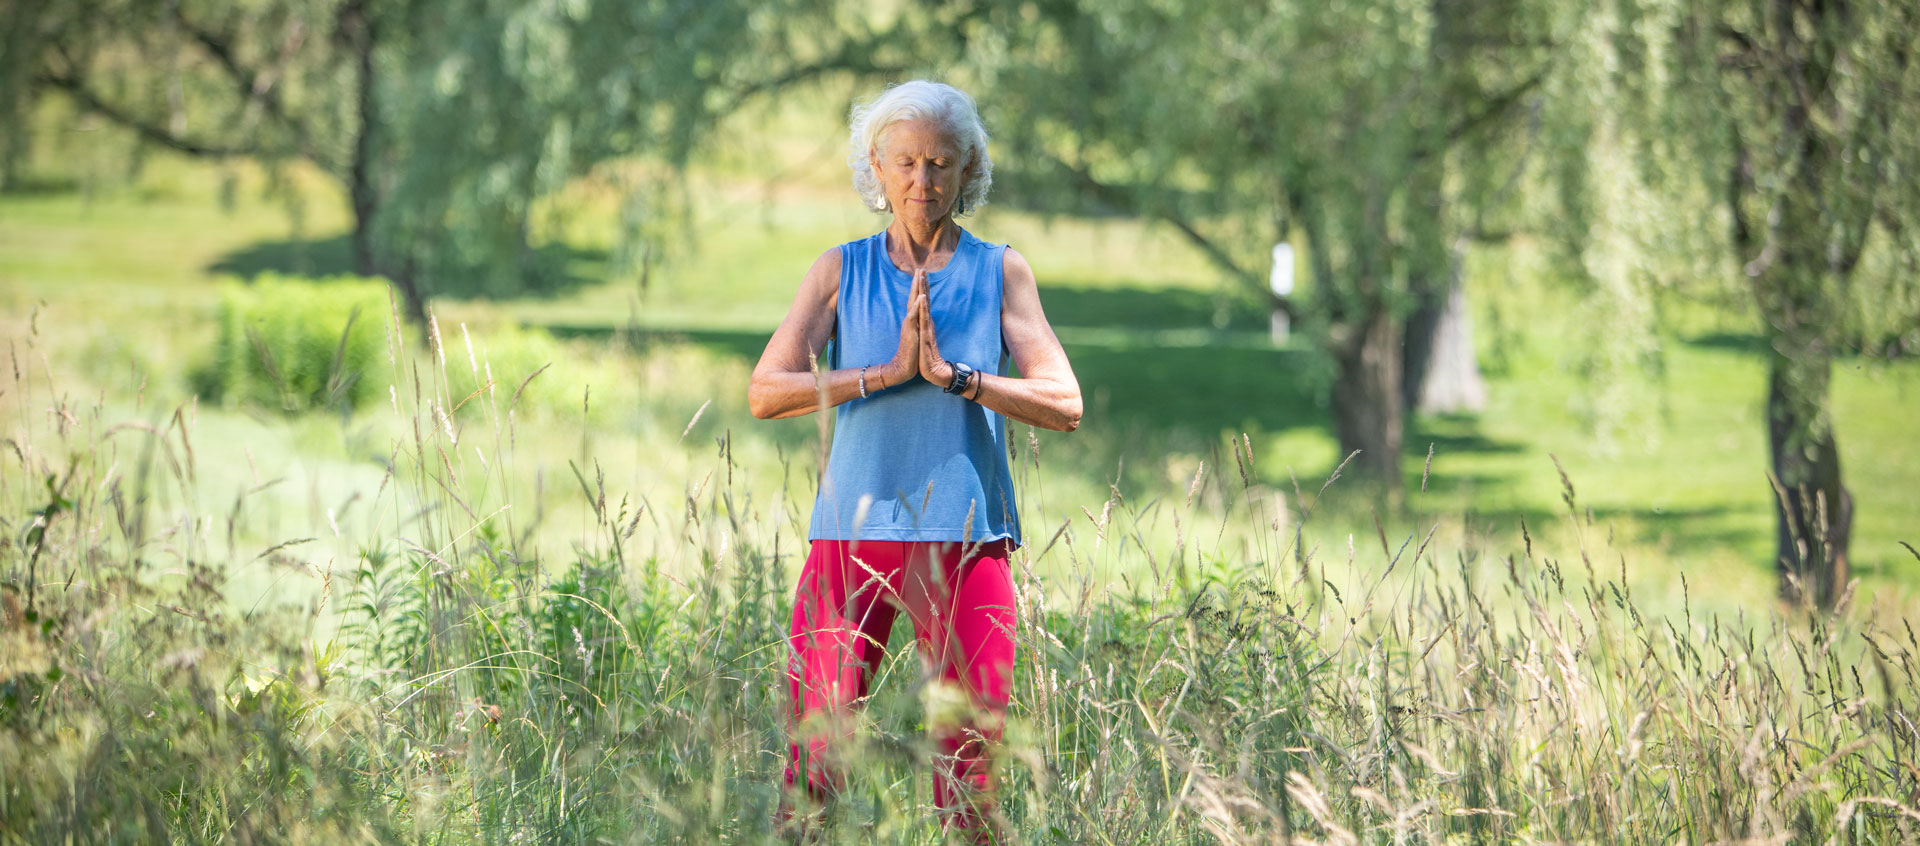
[4,0,1918,602]
[191,274,389,413]
[3,0,1920,841]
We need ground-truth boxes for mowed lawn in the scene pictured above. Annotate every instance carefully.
[2,139,1916,601]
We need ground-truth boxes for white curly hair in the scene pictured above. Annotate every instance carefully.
[847,80,993,217]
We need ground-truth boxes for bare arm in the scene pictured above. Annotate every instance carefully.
[916,247,1083,432]
[748,249,923,419]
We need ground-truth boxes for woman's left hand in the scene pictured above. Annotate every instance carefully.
[913,271,957,388]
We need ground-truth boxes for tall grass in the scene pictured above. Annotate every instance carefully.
[3,301,1918,844]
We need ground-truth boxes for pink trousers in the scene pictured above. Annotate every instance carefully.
[783,538,1018,837]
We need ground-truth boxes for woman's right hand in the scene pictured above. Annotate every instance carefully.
[882,270,927,388]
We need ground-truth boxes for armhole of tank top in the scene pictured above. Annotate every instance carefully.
[996,242,1012,365]
[827,240,857,369]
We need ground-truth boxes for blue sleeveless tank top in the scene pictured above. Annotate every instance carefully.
[807,229,1022,546]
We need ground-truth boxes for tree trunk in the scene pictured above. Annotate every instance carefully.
[1766,342,1852,607]
[1402,246,1487,415]
[1759,179,1852,607]
[1331,307,1405,497]
[341,0,427,330]
[1750,57,1854,607]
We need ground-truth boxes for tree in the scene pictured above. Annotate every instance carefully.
[965,0,1556,494]
[15,0,429,319]
[5,0,894,327]
[1559,0,1920,606]
[1653,0,1920,607]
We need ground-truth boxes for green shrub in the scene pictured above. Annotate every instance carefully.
[191,275,389,413]
[442,322,644,424]
[444,321,574,418]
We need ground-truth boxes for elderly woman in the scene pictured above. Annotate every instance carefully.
[749,80,1082,838]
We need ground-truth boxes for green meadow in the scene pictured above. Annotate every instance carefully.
[4,95,1920,842]
[5,112,1916,596]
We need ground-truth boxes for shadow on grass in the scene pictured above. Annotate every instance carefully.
[0,173,83,196]
[1685,330,1917,363]
[208,234,609,299]
[548,324,771,360]
[1409,413,1528,458]
[1042,281,1268,332]
[1069,342,1321,434]
[1685,332,1771,357]
[1446,502,1768,563]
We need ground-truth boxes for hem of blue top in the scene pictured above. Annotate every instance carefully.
[808,527,1020,545]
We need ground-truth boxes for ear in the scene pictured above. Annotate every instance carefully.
[867,148,890,211]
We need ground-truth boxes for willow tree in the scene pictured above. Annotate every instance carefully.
[1648,0,1920,606]
[965,0,1557,493]
[6,0,887,326]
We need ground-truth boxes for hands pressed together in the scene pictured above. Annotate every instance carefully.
[874,269,967,396]
[749,245,1079,430]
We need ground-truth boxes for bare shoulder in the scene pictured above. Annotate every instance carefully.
[806,246,844,290]
[1000,246,1051,324]
[796,245,844,310]
[1001,245,1037,293]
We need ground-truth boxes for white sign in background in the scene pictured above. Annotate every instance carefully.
[1270,242,1294,342]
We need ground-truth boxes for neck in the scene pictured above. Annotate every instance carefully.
[885,215,961,268]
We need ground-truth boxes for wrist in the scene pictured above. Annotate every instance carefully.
[882,359,909,388]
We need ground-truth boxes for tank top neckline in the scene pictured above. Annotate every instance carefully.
[875,228,981,283]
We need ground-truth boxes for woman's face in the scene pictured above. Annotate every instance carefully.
[870,119,969,226]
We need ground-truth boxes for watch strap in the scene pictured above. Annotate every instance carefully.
[944,361,974,395]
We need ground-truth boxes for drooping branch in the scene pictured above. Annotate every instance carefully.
[1052,157,1298,321]
[717,47,911,117]
[1440,62,1553,148]
[170,8,333,171]
[708,3,989,121]
[1832,0,1920,277]
[1398,62,1551,166]
[34,70,260,159]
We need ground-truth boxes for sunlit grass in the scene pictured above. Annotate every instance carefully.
[5,299,1918,843]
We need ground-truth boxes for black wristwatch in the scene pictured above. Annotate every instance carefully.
[944,361,975,397]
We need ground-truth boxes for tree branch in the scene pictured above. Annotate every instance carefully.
[170,9,332,171]
[35,70,259,159]
[1442,62,1553,148]
[1054,157,1297,320]
[728,56,909,112]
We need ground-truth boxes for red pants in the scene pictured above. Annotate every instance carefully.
[783,538,1018,837]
